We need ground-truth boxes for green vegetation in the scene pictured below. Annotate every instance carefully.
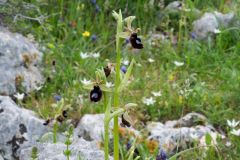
[1,0,240,159]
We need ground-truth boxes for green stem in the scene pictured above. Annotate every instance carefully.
[104,93,109,160]
[67,144,70,160]
[113,11,123,160]
[104,120,109,160]
[53,122,58,143]
[169,145,217,160]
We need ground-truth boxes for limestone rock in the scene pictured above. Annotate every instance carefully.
[165,1,182,11]
[0,0,6,4]
[0,96,48,159]
[193,12,234,39]
[0,28,43,95]
[19,138,113,160]
[74,114,109,141]
[75,114,139,141]
[147,112,222,154]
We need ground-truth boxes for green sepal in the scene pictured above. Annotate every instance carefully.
[118,59,135,92]
[117,32,130,39]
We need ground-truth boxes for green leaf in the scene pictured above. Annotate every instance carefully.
[100,84,113,92]
[125,103,137,109]
[124,16,136,30]
[104,98,112,125]
[112,10,119,20]
[118,59,135,92]
[95,68,107,83]
[205,133,212,145]
[117,32,130,39]
[39,132,54,143]
[82,83,94,90]
[134,156,141,160]
[127,138,137,160]
[63,150,71,156]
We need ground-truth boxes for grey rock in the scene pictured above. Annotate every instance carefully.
[75,114,140,141]
[165,1,182,11]
[147,112,221,154]
[75,114,114,141]
[75,114,109,141]
[0,96,48,160]
[165,112,207,127]
[193,12,234,39]
[0,28,43,95]
[0,0,6,4]
[20,138,113,160]
[0,155,3,160]
[214,11,235,27]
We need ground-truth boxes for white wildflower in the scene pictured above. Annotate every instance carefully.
[122,59,129,65]
[136,63,142,67]
[225,141,232,147]
[106,82,114,88]
[142,97,156,106]
[35,85,43,91]
[230,129,240,136]
[14,93,24,100]
[81,78,92,85]
[148,58,155,63]
[174,61,184,67]
[80,52,89,59]
[190,132,199,140]
[151,91,162,97]
[227,119,240,128]
[91,52,100,58]
[213,29,221,34]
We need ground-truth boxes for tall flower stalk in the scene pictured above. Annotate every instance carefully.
[112,10,123,160]
[83,10,142,160]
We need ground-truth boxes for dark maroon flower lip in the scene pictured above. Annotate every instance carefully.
[120,114,131,127]
[43,119,50,126]
[104,66,111,77]
[62,110,68,118]
[130,33,143,49]
[90,86,102,102]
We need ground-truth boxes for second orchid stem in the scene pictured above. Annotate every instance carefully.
[113,10,123,160]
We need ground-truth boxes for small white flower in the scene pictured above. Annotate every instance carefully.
[148,58,155,63]
[227,119,240,128]
[80,52,89,59]
[91,52,100,58]
[230,129,240,136]
[35,85,43,91]
[174,61,184,67]
[14,93,24,100]
[136,63,142,67]
[81,78,92,85]
[190,132,199,140]
[151,91,162,97]
[106,82,114,88]
[122,59,129,65]
[225,141,232,147]
[213,29,221,34]
[142,97,156,106]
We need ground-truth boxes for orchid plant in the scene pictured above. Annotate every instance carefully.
[83,10,143,160]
